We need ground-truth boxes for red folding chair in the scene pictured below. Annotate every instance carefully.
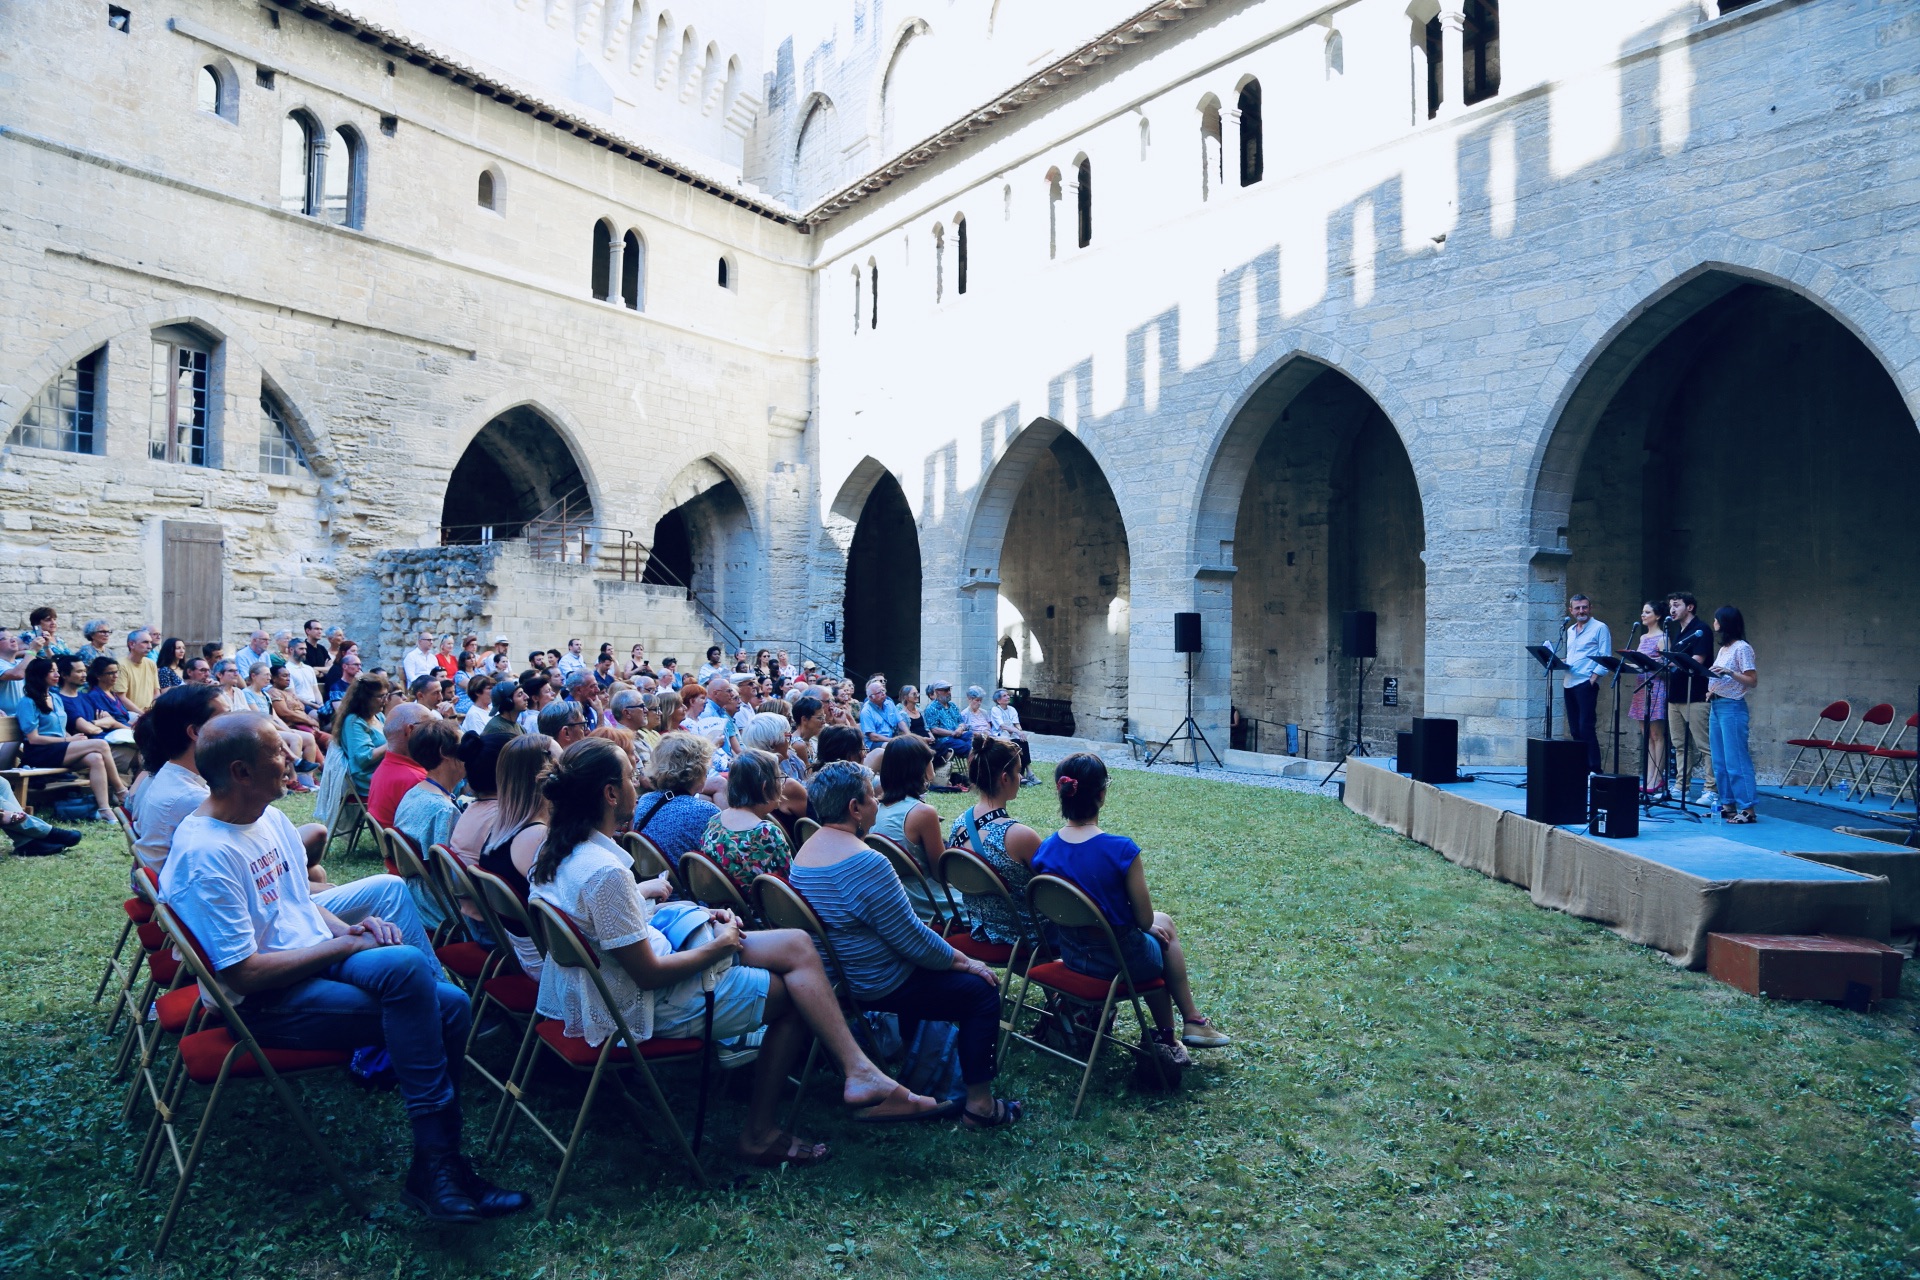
[1860,713,1917,805]
[136,904,365,1258]
[678,848,757,923]
[1781,701,1852,790]
[1826,703,1898,796]
[460,865,550,1151]
[937,847,1047,1061]
[866,832,962,932]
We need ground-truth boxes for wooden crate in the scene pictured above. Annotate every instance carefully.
[1821,935,1905,997]
[1705,933,1888,1003]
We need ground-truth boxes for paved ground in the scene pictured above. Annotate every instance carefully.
[1027,733,1342,796]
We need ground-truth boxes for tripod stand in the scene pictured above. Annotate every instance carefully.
[1146,650,1219,770]
[1320,656,1373,786]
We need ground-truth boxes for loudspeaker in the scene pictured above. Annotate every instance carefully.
[1588,773,1640,839]
[1340,610,1377,659]
[1395,732,1413,774]
[1406,717,1458,784]
[1526,737,1588,825]
[1173,612,1202,654]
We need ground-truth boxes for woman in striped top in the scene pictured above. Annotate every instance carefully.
[790,762,1022,1130]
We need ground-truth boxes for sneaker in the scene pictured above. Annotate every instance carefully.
[8,837,63,857]
[1180,1016,1231,1049]
[1699,790,1718,809]
[43,826,84,849]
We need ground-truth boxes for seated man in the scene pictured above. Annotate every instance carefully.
[119,627,160,718]
[0,773,82,857]
[367,701,434,829]
[919,680,970,781]
[267,660,329,749]
[159,714,528,1222]
[481,680,525,741]
[857,679,906,752]
[538,698,588,748]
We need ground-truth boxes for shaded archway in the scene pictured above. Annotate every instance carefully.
[439,406,590,540]
[1226,367,1425,757]
[988,428,1131,740]
[843,471,921,689]
[1555,280,1920,778]
[643,460,760,640]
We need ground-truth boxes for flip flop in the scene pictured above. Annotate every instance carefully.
[738,1130,830,1167]
[849,1086,961,1124]
[960,1098,1024,1130]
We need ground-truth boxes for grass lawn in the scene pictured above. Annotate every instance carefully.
[0,769,1915,1279]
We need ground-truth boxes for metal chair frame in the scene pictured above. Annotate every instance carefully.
[1003,874,1172,1120]
[866,832,962,931]
[619,829,677,888]
[1781,700,1852,790]
[465,866,553,1152]
[1831,704,1900,798]
[750,872,876,1128]
[376,825,465,948]
[936,846,1046,1058]
[1858,713,1918,804]
[794,817,821,848]
[326,772,372,858]
[678,848,757,923]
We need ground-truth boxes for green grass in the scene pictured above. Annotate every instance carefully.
[1,773,1915,1279]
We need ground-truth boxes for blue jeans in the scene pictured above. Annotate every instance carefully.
[1058,925,1166,985]
[243,945,469,1118]
[1709,697,1757,810]
[313,874,436,959]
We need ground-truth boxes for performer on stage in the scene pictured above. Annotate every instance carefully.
[1628,601,1669,796]
[1664,591,1714,806]
[1561,594,1611,774]
[1707,605,1759,824]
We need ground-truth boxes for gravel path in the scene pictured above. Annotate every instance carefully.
[1026,734,1344,796]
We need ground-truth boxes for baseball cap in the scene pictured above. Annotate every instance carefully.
[928,679,952,691]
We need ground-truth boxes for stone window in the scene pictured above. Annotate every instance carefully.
[590,219,614,300]
[108,6,129,32]
[1198,95,1223,201]
[1325,28,1344,78]
[955,214,968,296]
[1238,79,1264,186]
[477,168,498,211]
[257,389,307,476]
[1074,156,1092,249]
[717,255,734,290]
[149,332,214,467]
[322,125,365,229]
[868,259,879,329]
[1462,1,1500,105]
[280,110,321,215]
[197,63,237,122]
[622,230,645,310]
[10,347,103,455]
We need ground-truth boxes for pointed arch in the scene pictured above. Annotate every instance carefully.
[874,16,936,156]
[793,92,840,208]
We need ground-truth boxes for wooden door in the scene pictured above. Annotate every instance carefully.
[162,521,224,653]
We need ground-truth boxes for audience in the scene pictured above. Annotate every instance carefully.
[873,737,945,917]
[537,698,587,747]
[945,737,1042,950]
[475,733,559,980]
[990,689,1038,784]
[128,685,226,875]
[19,656,124,819]
[0,772,81,856]
[120,628,159,715]
[368,701,435,829]
[698,749,792,891]
[446,732,506,867]
[268,660,329,749]
[76,619,114,665]
[154,637,188,690]
[332,673,391,799]
[461,675,496,735]
[1032,753,1229,1064]
[790,762,1016,1129]
[393,718,467,932]
[529,739,948,1167]
[402,630,440,687]
[629,733,722,869]
[159,713,528,1223]
[483,679,526,741]
[858,679,907,751]
[234,631,274,682]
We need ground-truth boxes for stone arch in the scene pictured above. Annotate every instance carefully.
[0,296,342,477]
[792,92,839,207]
[438,403,594,541]
[643,454,763,639]
[872,16,935,155]
[836,462,921,689]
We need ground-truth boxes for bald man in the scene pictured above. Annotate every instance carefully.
[159,714,527,1222]
[367,700,435,829]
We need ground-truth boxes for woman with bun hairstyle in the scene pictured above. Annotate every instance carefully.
[1031,752,1228,1064]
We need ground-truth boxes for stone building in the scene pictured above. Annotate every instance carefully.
[4,0,1918,776]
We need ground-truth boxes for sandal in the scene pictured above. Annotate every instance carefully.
[960,1098,1024,1130]
[849,1085,961,1124]
[1180,1016,1231,1049]
[1728,808,1758,825]
[738,1130,830,1168]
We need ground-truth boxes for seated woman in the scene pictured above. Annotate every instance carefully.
[393,718,468,936]
[1031,753,1229,1065]
[740,712,809,825]
[699,749,793,890]
[71,655,140,779]
[530,740,950,1165]
[791,762,1019,1130]
[629,733,721,870]
[989,689,1037,784]
[236,659,322,789]
[873,736,945,919]
[785,695,826,781]
[18,656,124,820]
[945,737,1042,949]
[475,733,558,979]
[447,732,506,866]
[331,673,391,799]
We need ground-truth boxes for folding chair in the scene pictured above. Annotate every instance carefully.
[1004,874,1172,1120]
[464,866,551,1152]
[375,825,463,947]
[619,830,678,888]
[679,848,756,922]
[794,817,821,848]
[94,812,150,1009]
[1860,713,1917,805]
[866,832,960,931]
[1782,701,1852,789]
[750,873,875,1126]
[327,773,372,859]
[137,904,366,1258]
[109,868,185,1077]
[1830,704,1899,797]
[498,900,711,1218]
[937,847,1046,1059]
[433,845,514,991]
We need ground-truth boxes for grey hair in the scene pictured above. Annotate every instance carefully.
[900,684,919,700]
[273,629,293,644]
[865,678,887,694]
[743,711,792,754]
[83,619,109,636]
[808,761,874,824]
[649,731,715,795]
[128,627,154,646]
[609,688,645,717]
[536,700,578,737]
[212,658,238,676]
[965,685,985,700]
[725,748,782,808]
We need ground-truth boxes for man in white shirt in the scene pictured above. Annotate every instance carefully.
[233,631,273,682]
[159,713,528,1223]
[1561,594,1612,775]
[401,631,439,687]
[554,637,587,680]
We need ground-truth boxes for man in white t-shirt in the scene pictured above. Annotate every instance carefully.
[159,713,528,1224]
[401,631,439,687]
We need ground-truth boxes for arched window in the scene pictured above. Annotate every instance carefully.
[258,388,308,476]
[955,214,968,295]
[717,256,732,290]
[933,224,945,302]
[869,260,879,329]
[851,265,862,335]
[1074,156,1092,249]
[1045,167,1062,259]
[622,231,645,310]
[322,126,365,229]
[1138,115,1151,160]
[10,346,103,454]
[1463,0,1501,105]
[149,327,215,467]
[590,219,614,300]
[197,63,236,121]
[279,110,321,216]
[477,169,498,210]
[1198,95,1222,201]
[1325,28,1345,78]
[1237,79,1264,186]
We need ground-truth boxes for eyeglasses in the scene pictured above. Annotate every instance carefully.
[565,719,587,729]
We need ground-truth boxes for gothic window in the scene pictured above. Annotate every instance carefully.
[322,125,365,229]
[9,347,103,454]
[1463,0,1500,106]
[1238,79,1264,186]
[477,169,497,210]
[258,389,308,476]
[590,219,614,300]
[717,256,734,290]
[197,63,237,121]
[955,214,968,295]
[623,230,645,310]
[1075,156,1092,249]
[1198,95,1222,201]
[150,333,214,467]
[280,110,321,215]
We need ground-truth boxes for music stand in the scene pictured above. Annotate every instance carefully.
[1526,643,1569,739]
[1662,647,1719,820]
[1616,648,1662,804]
[1593,653,1625,775]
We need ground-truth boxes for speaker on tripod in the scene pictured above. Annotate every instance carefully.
[1320,611,1377,785]
[1146,612,1219,769]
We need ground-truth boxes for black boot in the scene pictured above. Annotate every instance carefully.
[401,1105,479,1224]
[445,1152,532,1218]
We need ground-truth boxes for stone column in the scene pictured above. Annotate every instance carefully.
[1437,0,1467,120]
[606,234,626,307]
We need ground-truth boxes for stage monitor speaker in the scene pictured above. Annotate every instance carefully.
[1173,612,1202,654]
[1395,732,1413,775]
[1589,773,1640,839]
[1407,717,1458,784]
[1341,610,1377,659]
[1526,738,1588,825]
